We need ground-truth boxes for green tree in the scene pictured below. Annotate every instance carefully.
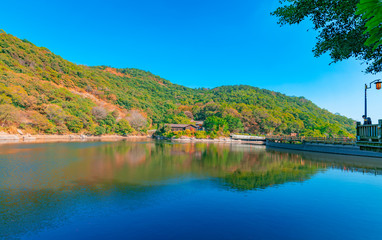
[66,116,83,133]
[272,0,382,74]
[164,112,191,124]
[356,0,382,49]
[100,113,116,133]
[94,126,106,136]
[224,115,244,133]
[204,116,228,132]
[116,119,134,135]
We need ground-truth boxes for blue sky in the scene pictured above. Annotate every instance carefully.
[1,0,381,121]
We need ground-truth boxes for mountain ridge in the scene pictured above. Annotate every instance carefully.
[0,32,355,137]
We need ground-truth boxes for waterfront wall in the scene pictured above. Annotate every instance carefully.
[266,141,382,158]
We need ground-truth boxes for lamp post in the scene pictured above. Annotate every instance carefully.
[364,79,382,124]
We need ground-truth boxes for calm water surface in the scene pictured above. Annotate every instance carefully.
[0,140,382,240]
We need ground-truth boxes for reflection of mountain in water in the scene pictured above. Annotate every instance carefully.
[1,140,381,238]
[222,161,320,191]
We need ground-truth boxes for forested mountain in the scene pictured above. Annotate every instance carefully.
[0,32,355,137]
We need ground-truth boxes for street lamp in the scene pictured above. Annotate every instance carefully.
[364,79,382,124]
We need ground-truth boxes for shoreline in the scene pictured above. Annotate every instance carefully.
[156,136,266,145]
[0,133,151,145]
[0,133,267,145]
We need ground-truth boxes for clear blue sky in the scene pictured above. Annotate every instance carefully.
[1,0,381,121]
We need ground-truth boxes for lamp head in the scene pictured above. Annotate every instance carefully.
[375,80,382,90]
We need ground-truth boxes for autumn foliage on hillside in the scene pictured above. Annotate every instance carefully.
[0,32,355,137]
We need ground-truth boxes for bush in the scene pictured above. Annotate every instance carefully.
[208,131,217,139]
[194,131,208,139]
[111,110,119,119]
[94,126,106,136]
[55,124,69,135]
[44,104,66,125]
[66,116,83,133]
[204,116,228,132]
[164,131,175,138]
[101,113,116,133]
[183,129,193,137]
[173,130,184,138]
[155,124,171,136]
[92,106,107,120]
[0,104,20,126]
[224,115,244,133]
[29,111,55,133]
[126,110,147,131]
[116,119,134,135]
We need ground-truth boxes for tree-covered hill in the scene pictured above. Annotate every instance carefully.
[0,32,355,136]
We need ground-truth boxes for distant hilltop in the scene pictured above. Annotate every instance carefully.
[0,31,355,137]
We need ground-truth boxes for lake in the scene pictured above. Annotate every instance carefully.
[1,140,382,240]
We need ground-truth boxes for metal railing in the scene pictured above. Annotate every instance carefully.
[356,120,382,142]
[231,134,265,140]
[266,136,356,145]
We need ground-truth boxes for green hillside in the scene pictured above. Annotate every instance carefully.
[0,32,355,137]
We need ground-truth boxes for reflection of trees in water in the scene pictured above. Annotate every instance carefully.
[222,161,320,191]
[2,141,381,238]
[268,149,382,177]
[215,150,322,191]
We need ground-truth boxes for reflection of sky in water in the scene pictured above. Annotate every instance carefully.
[0,140,382,240]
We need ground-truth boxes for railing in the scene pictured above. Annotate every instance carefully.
[266,136,356,145]
[231,134,265,140]
[356,120,382,152]
[356,120,382,142]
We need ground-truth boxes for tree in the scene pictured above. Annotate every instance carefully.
[195,102,222,120]
[164,112,191,124]
[224,115,244,133]
[66,116,83,133]
[91,106,107,120]
[111,110,119,119]
[272,0,382,74]
[0,104,19,126]
[126,110,147,131]
[29,111,54,133]
[55,124,69,135]
[45,104,66,125]
[116,119,134,135]
[356,0,382,49]
[204,116,228,132]
[100,113,117,133]
[94,126,106,136]
[184,111,194,120]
